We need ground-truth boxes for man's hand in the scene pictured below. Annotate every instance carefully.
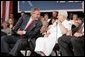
[17,30,24,36]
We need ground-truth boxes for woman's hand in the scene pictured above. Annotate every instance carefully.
[44,32,50,37]
[74,32,83,37]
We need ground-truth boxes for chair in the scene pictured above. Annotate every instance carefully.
[52,43,61,56]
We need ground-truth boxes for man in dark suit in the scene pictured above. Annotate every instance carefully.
[1,8,42,56]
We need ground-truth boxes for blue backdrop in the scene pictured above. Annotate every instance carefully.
[18,1,83,13]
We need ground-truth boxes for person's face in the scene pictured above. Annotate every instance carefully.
[58,14,65,22]
[73,15,78,20]
[31,10,40,20]
[21,13,24,16]
[44,14,48,20]
[74,19,82,26]
[76,19,82,24]
[52,12,56,17]
[8,19,13,24]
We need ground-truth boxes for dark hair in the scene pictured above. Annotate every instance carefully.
[78,17,84,23]
[21,11,25,13]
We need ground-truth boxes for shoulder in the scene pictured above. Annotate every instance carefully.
[63,20,72,25]
[36,20,43,26]
[22,15,30,20]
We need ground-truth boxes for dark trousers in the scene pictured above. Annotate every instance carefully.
[58,35,74,56]
[71,36,84,56]
[1,31,7,36]
[1,35,28,56]
[58,35,84,56]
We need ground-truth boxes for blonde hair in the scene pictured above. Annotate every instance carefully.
[58,10,68,18]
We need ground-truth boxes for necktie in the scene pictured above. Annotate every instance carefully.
[25,20,34,31]
[20,20,34,38]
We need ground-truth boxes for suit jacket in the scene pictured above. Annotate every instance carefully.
[12,15,42,39]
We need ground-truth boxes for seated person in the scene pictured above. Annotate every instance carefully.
[58,17,84,56]
[1,21,10,35]
[1,8,42,56]
[34,10,71,56]
[35,19,57,56]
[71,22,84,56]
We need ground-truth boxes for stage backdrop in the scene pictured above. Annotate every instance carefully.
[1,1,13,22]
[18,1,84,13]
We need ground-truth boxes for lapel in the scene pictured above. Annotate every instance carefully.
[25,16,30,26]
[21,16,30,30]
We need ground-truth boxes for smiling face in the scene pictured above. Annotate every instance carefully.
[31,10,40,20]
[76,18,82,25]
[57,10,68,22]
[73,18,82,27]
[30,8,40,20]
[72,14,78,20]
[57,13,66,22]
[8,19,13,24]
